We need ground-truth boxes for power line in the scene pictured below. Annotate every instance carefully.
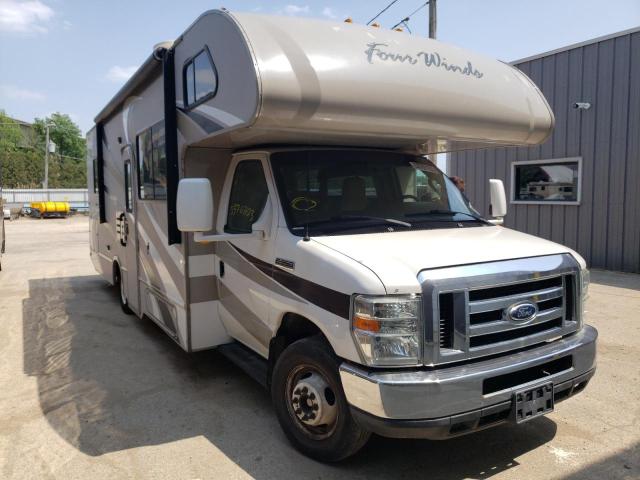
[391,1,429,30]
[408,0,430,19]
[3,144,84,161]
[367,0,401,25]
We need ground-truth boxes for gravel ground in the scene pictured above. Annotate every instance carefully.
[0,216,638,479]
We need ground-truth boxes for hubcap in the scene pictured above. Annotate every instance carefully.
[290,371,337,428]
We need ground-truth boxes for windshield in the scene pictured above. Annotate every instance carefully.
[270,150,487,236]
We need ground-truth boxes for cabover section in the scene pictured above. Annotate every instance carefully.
[184,11,554,152]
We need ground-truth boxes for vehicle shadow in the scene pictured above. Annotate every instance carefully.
[22,275,558,479]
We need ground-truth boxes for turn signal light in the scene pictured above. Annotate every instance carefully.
[353,315,381,332]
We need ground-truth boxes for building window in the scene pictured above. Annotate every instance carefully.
[225,161,269,234]
[183,47,218,108]
[136,120,167,200]
[511,158,582,205]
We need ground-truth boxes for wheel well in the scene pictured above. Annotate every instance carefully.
[268,313,330,385]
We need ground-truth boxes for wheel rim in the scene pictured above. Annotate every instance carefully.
[285,364,339,440]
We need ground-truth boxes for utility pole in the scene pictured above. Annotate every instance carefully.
[44,123,50,191]
[429,0,437,39]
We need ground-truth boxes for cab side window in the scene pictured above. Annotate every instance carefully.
[225,161,269,234]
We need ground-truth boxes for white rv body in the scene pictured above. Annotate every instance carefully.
[88,10,596,461]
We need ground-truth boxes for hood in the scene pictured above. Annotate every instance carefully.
[312,226,580,294]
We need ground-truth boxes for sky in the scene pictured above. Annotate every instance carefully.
[0,0,639,135]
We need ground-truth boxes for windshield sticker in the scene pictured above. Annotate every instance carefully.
[229,203,256,221]
[291,197,318,212]
[365,42,484,79]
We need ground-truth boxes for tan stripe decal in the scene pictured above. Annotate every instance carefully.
[219,283,271,349]
[189,275,220,304]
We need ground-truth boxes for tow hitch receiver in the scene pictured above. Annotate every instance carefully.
[513,382,554,423]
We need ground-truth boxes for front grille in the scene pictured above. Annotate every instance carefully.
[419,254,582,365]
[467,275,566,350]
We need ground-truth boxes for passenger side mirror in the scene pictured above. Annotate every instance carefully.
[489,179,507,225]
[177,178,214,232]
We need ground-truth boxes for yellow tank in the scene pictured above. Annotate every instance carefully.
[30,202,70,218]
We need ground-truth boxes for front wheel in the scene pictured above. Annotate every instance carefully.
[271,336,370,462]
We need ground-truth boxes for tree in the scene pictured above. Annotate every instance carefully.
[33,113,86,160]
[33,113,87,188]
[0,110,24,152]
[0,111,87,189]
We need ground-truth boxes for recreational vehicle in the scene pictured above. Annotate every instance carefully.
[87,10,597,461]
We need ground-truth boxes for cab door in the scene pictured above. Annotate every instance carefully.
[215,154,278,357]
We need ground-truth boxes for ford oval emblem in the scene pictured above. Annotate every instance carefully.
[508,302,538,323]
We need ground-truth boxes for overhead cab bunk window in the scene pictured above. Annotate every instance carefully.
[183,47,218,107]
[136,121,167,200]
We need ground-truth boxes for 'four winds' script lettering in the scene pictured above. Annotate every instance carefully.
[364,42,484,79]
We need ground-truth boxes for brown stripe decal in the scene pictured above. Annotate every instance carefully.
[230,244,351,319]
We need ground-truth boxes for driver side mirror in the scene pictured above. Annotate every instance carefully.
[489,179,507,225]
[177,178,214,232]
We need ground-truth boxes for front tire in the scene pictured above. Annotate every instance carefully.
[271,336,370,462]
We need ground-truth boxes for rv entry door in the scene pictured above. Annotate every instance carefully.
[118,154,140,314]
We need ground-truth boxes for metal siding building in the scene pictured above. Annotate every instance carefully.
[449,27,640,273]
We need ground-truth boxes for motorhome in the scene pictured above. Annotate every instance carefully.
[87,10,597,461]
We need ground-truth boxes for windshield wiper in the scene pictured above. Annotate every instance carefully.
[406,210,490,225]
[334,215,412,227]
[299,215,412,232]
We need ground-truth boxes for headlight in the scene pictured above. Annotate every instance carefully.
[351,294,422,366]
[581,268,590,301]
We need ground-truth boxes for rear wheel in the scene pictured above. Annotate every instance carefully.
[114,265,133,315]
[271,336,370,462]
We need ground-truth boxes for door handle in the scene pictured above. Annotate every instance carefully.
[219,261,225,278]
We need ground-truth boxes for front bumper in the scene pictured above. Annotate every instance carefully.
[339,325,597,439]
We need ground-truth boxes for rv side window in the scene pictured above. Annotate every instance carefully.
[136,120,167,200]
[152,124,167,199]
[183,47,218,108]
[225,161,269,234]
